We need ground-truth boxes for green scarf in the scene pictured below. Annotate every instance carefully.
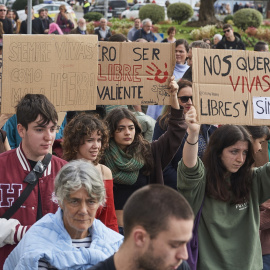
[105,139,144,185]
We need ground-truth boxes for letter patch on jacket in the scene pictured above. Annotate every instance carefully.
[0,184,23,207]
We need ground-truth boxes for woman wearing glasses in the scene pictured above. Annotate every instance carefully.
[152,79,217,189]
[4,161,123,270]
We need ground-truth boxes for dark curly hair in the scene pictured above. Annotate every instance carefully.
[62,113,109,165]
[105,108,153,175]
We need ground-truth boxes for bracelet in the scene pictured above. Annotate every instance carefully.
[186,139,198,145]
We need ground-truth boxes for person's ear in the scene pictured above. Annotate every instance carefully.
[133,226,149,248]
[17,123,26,139]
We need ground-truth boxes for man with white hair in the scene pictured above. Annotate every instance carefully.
[132,18,155,42]
[0,4,12,34]
[212,33,222,49]
[94,18,112,41]
[70,18,89,34]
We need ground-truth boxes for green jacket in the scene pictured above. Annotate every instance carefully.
[177,158,270,270]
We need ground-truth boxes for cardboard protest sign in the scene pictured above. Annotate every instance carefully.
[97,42,175,106]
[2,35,98,113]
[193,48,270,125]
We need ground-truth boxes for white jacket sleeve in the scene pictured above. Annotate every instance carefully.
[0,218,20,247]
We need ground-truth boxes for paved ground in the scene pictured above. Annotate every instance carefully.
[73,4,84,20]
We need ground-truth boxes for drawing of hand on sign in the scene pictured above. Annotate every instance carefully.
[151,85,170,104]
[146,62,168,83]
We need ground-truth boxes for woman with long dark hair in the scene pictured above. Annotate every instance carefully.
[104,78,187,233]
[178,107,270,270]
[244,125,270,270]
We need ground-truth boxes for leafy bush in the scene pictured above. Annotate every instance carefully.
[190,25,217,40]
[227,19,234,26]
[109,18,134,36]
[223,15,233,23]
[84,12,103,22]
[233,8,263,30]
[240,33,259,47]
[167,3,193,25]
[245,26,257,36]
[12,0,43,10]
[255,27,270,42]
[86,21,95,34]
[139,4,165,24]
[262,20,270,26]
[243,26,270,43]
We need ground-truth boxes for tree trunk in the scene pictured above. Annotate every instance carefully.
[186,0,220,27]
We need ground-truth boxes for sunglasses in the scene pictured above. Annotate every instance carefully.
[0,9,7,11]
[223,29,231,33]
[178,96,193,103]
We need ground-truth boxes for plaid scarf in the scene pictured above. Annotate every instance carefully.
[105,140,144,185]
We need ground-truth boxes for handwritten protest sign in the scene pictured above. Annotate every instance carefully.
[97,42,175,106]
[1,35,98,113]
[193,48,270,125]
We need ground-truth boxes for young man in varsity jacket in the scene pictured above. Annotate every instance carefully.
[0,94,67,268]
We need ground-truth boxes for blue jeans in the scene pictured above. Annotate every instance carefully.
[263,254,270,270]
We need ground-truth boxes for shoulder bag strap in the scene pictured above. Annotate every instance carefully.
[1,154,52,220]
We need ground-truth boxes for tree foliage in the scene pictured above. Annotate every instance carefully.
[12,0,43,10]
[139,4,165,24]
[167,3,193,25]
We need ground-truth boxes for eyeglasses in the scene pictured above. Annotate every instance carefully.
[223,29,231,33]
[178,96,193,103]
[0,9,7,12]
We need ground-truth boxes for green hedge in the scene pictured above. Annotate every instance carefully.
[139,4,165,24]
[167,3,193,24]
[223,15,233,23]
[233,8,263,30]
[84,12,103,22]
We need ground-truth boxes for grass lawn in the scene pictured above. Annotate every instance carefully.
[157,21,195,43]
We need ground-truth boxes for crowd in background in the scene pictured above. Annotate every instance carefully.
[0,2,270,269]
[214,1,264,15]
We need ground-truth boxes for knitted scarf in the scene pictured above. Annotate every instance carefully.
[104,140,144,185]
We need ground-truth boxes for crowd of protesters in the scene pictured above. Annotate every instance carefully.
[0,2,270,269]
